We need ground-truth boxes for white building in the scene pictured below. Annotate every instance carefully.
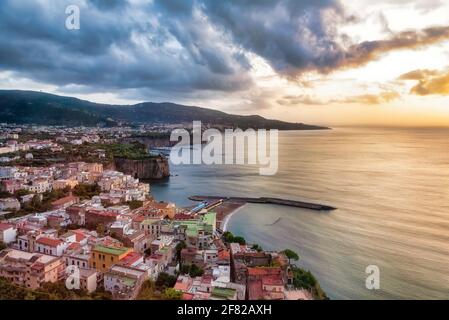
[35,236,68,256]
[79,269,98,293]
[104,265,147,300]
[0,198,21,211]
[0,223,17,244]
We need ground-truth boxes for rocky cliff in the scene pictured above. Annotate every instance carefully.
[113,156,170,180]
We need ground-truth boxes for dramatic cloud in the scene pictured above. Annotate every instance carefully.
[400,69,449,96]
[399,69,440,81]
[0,0,253,96]
[0,0,448,107]
[278,90,400,106]
[338,91,400,105]
[325,26,449,72]
[277,95,326,106]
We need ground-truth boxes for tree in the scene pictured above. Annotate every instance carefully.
[13,189,30,199]
[222,231,234,243]
[127,200,143,210]
[188,264,204,278]
[179,264,204,278]
[155,272,177,289]
[222,231,246,245]
[291,266,328,300]
[162,288,182,300]
[251,244,263,252]
[73,183,101,200]
[136,280,157,300]
[0,191,12,199]
[175,241,187,263]
[144,247,152,256]
[233,236,246,245]
[282,249,299,264]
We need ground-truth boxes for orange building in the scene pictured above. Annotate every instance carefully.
[89,245,133,272]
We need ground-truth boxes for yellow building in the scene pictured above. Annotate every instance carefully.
[89,245,133,272]
[53,178,79,190]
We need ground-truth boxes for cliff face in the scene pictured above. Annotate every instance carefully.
[113,156,170,180]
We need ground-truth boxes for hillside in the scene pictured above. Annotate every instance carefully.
[0,90,328,130]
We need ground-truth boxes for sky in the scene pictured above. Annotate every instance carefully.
[1,0,449,127]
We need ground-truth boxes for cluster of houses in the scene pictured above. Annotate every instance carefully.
[0,138,63,161]
[0,161,311,300]
[0,162,149,215]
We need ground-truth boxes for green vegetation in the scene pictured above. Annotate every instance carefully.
[251,244,263,252]
[282,249,300,264]
[136,280,159,300]
[222,231,246,245]
[13,189,31,198]
[155,272,177,289]
[162,288,182,300]
[100,141,151,160]
[137,279,182,300]
[0,90,326,130]
[0,278,112,300]
[0,191,12,199]
[5,188,71,219]
[292,267,328,300]
[126,200,144,210]
[175,241,187,263]
[180,264,204,278]
[73,183,101,200]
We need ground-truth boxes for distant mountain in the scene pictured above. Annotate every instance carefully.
[0,90,328,130]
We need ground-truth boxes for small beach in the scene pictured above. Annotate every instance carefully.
[220,204,246,231]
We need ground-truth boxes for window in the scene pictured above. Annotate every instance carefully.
[102,264,106,269]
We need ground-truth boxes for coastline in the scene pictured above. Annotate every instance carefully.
[221,204,246,231]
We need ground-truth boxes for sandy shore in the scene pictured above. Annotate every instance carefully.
[220,203,246,231]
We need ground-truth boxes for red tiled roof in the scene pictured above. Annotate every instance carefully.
[52,195,79,206]
[182,293,194,300]
[36,237,63,247]
[133,216,146,223]
[75,233,86,242]
[67,242,81,251]
[218,249,230,260]
[87,210,118,217]
[175,281,191,292]
[248,280,263,300]
[262,276,284,286]
[173,213,194,220]
[120,252,143,266]
[247,267,282,277]
[0,223,14,231]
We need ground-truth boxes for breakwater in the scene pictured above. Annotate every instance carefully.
[189,195,336,211]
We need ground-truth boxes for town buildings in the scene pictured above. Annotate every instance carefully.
[0,249,65,289]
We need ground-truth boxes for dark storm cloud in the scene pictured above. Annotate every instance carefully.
[1,0,449,100]
[201,0,346,76]
[0,0,252,94]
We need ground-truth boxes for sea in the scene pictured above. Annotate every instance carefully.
[150,127,449,300]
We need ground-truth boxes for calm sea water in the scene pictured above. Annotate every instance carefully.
[151,127,449,300]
